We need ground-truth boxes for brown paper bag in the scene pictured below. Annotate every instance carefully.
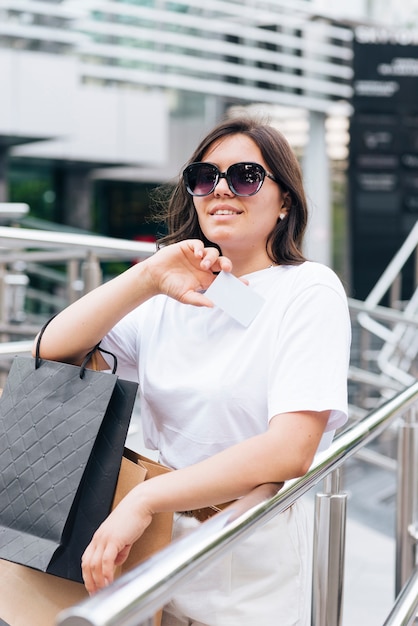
[0,450,173,626]
[114,448,173,574]
[0,559,88,626]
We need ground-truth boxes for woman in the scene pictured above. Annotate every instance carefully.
[36,116,351,625]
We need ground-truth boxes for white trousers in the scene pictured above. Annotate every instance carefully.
[161,499,311,626]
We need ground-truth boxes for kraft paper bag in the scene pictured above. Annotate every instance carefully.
[0,449,173,626]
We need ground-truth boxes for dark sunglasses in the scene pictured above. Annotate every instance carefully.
[183,161,277,197]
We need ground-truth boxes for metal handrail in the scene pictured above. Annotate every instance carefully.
[0,340,33,356]
[359,220,418,311]
[349,297,418,329]
[57,381,418,626]
[0,226,157,326]
[382,567,418,626]
[0,226,156,259]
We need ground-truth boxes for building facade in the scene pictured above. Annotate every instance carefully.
[1,0,417,281]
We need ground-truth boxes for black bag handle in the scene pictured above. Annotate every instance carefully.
[80,344,118,376]
[35,314,117,378]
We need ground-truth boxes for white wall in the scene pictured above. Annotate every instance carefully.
[312,0,367,21]
[0,49,78,140]
[14,85,169,166]
[313,0,418,24]
[0,48,168,167]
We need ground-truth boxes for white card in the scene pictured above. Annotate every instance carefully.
[205,271,265,327]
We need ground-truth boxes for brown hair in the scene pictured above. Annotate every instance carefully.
[154,116,308,265]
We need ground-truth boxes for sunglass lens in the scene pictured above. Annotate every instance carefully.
[185,163,217,196]
[230,163,264,196]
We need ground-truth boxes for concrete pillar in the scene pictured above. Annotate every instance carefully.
[0,148,9,203]
[54,165,93,231]
[302,110,332,267]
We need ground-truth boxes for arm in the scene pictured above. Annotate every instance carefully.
[82,409,329,593]
[33,240,232,367]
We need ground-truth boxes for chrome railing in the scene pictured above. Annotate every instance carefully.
[56,382,418,626]
[0,226,156,337]
[0,226,156,257]
[383,567,418,626]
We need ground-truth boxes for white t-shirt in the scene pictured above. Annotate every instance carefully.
[101,262,351,469]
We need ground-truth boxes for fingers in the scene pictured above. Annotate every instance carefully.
[181,289,215,308]
[81,497,149,594]
[82,539,128,595]
[147,239,233,307]
[218,256,233,273]
[192,240,232,272]
[186,239,233,274]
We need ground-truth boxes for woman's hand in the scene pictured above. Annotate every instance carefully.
[145,239,232,307]
[81,492,153,594]
[33,239,232,365]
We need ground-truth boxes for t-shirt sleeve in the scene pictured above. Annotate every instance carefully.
[268,276,351,434]
[99,306,143,382]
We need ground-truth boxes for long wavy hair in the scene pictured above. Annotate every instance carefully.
[153,116,308,265]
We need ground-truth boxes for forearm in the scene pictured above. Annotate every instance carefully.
[135,437,277,515]
[33,241,232,365]
[128,411,328,516]
[34,262,157,364]
[82,410,329,593]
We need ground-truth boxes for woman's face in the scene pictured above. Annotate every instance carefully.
[192,134,287,274]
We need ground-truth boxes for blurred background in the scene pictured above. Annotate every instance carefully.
[1,0,418,300]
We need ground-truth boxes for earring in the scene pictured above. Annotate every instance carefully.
[279,212,286,220]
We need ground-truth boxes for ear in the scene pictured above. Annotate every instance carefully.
[281,191,291,210]
[278,192,291,220]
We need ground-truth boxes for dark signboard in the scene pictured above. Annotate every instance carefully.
[349,27,418,299]
[352,27,418,113]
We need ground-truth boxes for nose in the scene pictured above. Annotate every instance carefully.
[214,172,234,195]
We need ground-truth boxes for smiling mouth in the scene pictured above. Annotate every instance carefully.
[211,209,242,215]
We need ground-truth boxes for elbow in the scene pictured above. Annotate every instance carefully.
[294,458,313,478]
[266,454,314,484]
[288,451,316,479]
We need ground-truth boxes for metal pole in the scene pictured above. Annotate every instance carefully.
[302,110,331,266]
[311,469,347,626]
[389,274,402,309]
[395,406,418,595]
[382,567,418,626]
[0,262,7,326]
[67,259,82,304]
[0,148,8,203]
[81,252,103,294]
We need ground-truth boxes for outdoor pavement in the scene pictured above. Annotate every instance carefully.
[127,416,400,626]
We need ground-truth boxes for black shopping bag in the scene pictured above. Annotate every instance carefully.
[0,320,138,583]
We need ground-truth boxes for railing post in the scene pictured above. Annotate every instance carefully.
[395,406,418,595]
[67,259,83,304]
[0,262,7,326]
[81,252,102,294]
[311,468,347,626]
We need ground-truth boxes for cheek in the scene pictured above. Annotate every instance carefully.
[193,199,204,220]
[193,200,210,234]
[251,205,280,230]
